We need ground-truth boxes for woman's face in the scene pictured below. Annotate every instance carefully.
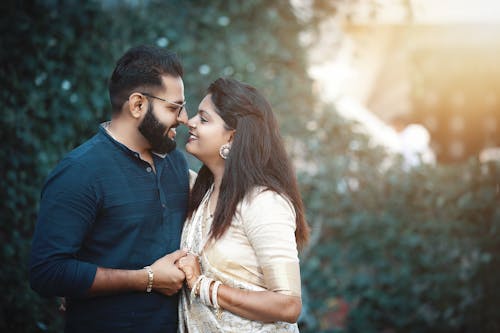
[186,94,234,164]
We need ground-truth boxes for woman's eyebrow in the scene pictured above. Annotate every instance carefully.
[198,109,211,118]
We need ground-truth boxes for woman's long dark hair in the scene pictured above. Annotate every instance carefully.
[188,77,309,249]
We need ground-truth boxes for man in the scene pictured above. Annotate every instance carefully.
[30,45,190,332]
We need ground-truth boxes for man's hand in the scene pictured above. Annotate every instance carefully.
[150,249,187,296]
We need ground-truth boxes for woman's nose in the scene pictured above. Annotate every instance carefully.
[186,117,197,130]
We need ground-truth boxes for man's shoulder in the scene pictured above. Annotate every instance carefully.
[42,135,102,192]
[65,132,110,165]
[52,133,108,177]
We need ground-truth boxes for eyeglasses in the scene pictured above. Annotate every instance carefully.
[140,92,186,117]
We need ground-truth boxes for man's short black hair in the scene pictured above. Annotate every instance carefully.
[108,45,183,113]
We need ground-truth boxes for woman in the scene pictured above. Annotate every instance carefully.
[177,77,309,332]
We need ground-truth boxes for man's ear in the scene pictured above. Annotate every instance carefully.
[128,93,146,119]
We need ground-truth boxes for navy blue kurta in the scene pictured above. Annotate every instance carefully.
[30,125,189,332]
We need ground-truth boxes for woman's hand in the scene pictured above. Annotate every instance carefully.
[177,252,201,289]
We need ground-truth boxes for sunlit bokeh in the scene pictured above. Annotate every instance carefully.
[308,0,500,163]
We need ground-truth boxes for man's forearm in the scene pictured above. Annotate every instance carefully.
[87,267,149,297]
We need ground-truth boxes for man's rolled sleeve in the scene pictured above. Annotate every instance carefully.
[30,159,99,297]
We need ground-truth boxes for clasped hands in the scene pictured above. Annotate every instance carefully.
[149,249,201,296]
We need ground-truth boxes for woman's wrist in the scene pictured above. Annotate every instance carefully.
[190,275,204,295]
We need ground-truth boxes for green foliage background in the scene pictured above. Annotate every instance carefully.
[1,1,499,332]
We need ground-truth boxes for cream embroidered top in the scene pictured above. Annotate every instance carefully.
[179,185,301,332]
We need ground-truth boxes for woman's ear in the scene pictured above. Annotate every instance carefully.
[228,129,236,143]
[128,93,146,119]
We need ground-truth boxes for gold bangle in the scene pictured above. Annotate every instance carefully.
[144,266,154,293]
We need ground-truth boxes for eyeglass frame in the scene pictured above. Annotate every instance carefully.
[140,92,186,117]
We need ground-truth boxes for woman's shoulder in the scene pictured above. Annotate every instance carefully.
[188,169,197,190]
[240,186,295,219]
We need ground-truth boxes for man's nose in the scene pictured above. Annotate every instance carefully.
[177,108,188,125]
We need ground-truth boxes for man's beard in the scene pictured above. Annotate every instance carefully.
[138,104,176,154]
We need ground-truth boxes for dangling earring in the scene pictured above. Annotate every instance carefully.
[219,143,231,160]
